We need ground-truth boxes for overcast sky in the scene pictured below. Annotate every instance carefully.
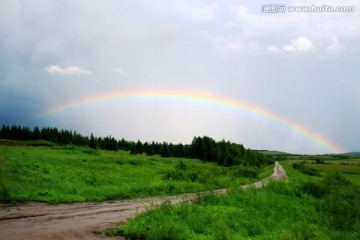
[1,0,359,154]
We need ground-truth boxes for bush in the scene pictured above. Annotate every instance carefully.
[320,173,360,231]
[323,172,351,190]
[292,163,320,176]
[300,181,325,198]
[0,185,11,202]
[162,165,222,185]
[230,165,259,178]
[176,159,187,170]
[321,186,360,231]
[162,170,187,181]
[298,173,360,232]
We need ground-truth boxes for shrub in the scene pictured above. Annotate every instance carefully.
[300,181,325,198]
[176,159,187,170]
[323,172,350,190]
[298,173,360,232]
[292,163,320,176]
[230,165,259,178]
[321,184,360,231]
[0,185,11,202]
[162,170,187,181]
[114,160,123,165]
[320,173,360,231]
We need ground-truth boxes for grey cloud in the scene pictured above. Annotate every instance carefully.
[0,0,359,153]
[0,89,41,125]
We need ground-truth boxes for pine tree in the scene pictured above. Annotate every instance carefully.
[118,138,128,151]
[136,140,143,154]
[129,142,137,155]
[161,142,170,158]
[33,126,40,140]
[89,133,97,149]
[0,125,10,139]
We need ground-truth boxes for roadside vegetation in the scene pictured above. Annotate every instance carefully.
[108,162,360,240]
[0,140,271,203]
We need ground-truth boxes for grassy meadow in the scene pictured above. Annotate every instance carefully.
[1,139,359,239]
[109,161,360,240]
[0,140,270,203]
[285,156,360,185]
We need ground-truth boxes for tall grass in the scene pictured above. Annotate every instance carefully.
[0,142,270,203]
[110,163,360,239]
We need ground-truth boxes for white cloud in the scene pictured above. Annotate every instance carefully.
[327,35,342,51]
[283,37,315,52]
[113,68,128,76]
[268,37,315,53]
[267,46,280,52]
[44,65,92,75]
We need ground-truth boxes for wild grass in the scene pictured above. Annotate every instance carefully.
[303,163,360,174]
[0,141,270,203]
[109,162,360,239]
[286,157,360,185]
[286,159,360,166]
[344,174,360,186]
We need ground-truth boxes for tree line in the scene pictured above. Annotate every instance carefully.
[0,124,271,167]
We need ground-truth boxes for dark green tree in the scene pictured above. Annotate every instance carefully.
[118,138,129,151]
[129,142,137,155]
[32,126,41,140]
[89,133,97,149]
[0,125,10,139]
[161,142,170,158]
[136,140,143,154]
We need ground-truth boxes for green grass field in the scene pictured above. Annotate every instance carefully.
[304,164,360,174]
[0,140,269,203]
[286,159,360,166]
[109,162,360,239]
[2,140,359,239]
[285,157,360,185]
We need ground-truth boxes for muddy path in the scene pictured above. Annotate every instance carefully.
[0,162,287,240]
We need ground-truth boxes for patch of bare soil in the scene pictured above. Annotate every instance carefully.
[0,162,286,240]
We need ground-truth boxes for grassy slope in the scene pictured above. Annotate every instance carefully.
[111,162,360,240]
[0,141,268,203]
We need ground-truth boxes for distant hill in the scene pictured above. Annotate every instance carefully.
[341,152,360,156]
[258,150,360,157]
[257,150,292,155]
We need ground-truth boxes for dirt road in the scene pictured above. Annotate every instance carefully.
[0,162,287,240]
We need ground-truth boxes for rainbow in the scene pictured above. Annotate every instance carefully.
[31,89,344,153]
